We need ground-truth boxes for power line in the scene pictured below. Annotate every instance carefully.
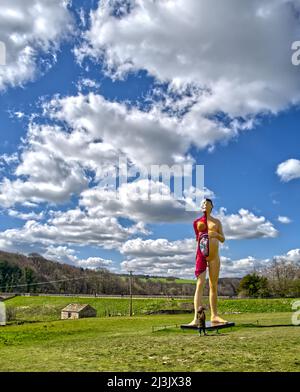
[0,276,89,291]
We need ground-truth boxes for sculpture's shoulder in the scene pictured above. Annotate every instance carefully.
[210,215,220,223]
[210,216,222,228]
[215,217,222,225]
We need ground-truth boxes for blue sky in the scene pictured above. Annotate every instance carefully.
[0,0,300,278]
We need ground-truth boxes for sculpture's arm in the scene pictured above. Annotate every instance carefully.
[217,220,225,243]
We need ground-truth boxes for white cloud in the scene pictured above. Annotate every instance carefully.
[120,242,274,278]
[0,0,73,90]
[274,248,300,265]
[276,159,300,182]
[222,248,300,277]
[0,208,148,250]
[0,123,108,207]
[220,256,271,278]
[285,249,300,264]
[76,256,113,270]
[7,209,44,220]
[77,0,300,141]
[0,91,214,207]
[0,153,19,166]
[43,245,78,264]
[119,235,283,278]
[0,194,279,261]
[121,251,195,278]
[121,247,298,279]
[76,78,101,91]
[278,216,292,224]
[217,208,278,240]
[0,165,89,207]
[44,92,195,166]
[80,180,215,223]
[43,245,113,269]
[120,237,195,257]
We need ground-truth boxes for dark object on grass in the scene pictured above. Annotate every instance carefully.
[197,305,207,336]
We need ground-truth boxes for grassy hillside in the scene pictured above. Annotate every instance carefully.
[4,296,298,323]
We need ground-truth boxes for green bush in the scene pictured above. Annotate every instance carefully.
[238,274,270,298]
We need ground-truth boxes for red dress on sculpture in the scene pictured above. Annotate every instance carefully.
[193,212,209,278]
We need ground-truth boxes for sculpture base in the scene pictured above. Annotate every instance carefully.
[181,321,235,331]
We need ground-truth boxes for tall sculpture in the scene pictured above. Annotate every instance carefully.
[189,198,227,325]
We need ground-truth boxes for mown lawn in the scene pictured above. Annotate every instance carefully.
[0,307,299,371]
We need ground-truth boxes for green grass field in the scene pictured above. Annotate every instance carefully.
[0,297,299,371]
[4,295,298,322]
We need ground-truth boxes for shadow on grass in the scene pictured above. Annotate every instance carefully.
[198,333,229,337]
[153,323,298,335]
[238,323,297,329]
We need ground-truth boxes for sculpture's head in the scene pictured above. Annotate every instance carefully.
[201,198,214,214]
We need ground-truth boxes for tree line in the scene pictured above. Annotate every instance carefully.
[238,259,300,297]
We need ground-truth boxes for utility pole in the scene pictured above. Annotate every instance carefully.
[129,270,133,316]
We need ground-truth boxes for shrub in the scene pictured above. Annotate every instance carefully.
[238,273,270,298]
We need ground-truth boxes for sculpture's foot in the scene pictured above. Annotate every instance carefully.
[187,319,198,327]
[211,315,228,324]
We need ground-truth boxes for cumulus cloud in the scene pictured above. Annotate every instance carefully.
[0,208,149,252]
[0,0,73,90]
[222,249,300,277]
[44,92,195,166]
[0,111,214,210]
[121,244,273,278]
[119,233,284,278]
[121,253,195,278]
[0,165,89,208]
[217,208,278,239]
[0,121,119,207]
[76,0,300,143]
[7,209,44,220]
[0,90,211,207]
[276,159,300,182]
[274,248,300,265]
[120,237,195,257]
[43,245,114,269]
[220,256,271,278]
[79,180,215,223]
[121,245,300,279]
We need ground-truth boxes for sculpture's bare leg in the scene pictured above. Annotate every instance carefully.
[208,256,227,323]
[188,270,206,326]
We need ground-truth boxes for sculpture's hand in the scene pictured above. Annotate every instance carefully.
[208,230,219,239]
[209,230,225,243]
[208,231,224,242]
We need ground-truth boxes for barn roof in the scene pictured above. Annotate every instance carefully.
[61,303,92,313]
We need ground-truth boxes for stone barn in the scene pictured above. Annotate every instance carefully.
[61,303,97,320]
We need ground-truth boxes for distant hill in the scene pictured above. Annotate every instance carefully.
[0,250,241,296]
